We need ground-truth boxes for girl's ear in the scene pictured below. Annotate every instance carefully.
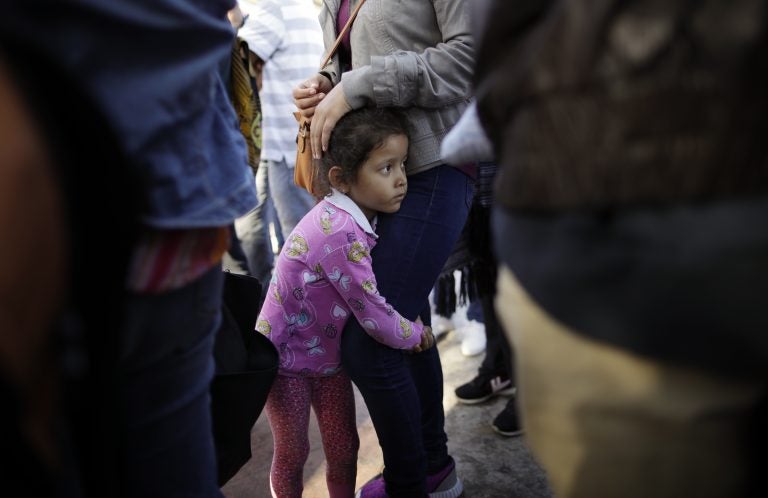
[328,165,350,194]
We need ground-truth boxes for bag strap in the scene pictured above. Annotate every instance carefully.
[319,0,366,70]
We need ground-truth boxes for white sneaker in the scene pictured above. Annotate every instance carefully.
[458,320,486,357]
[432,313,454,339]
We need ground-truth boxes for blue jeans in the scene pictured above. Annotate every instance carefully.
[341,165,474,497]
[236,164,278,285]
[465,299,483,323]
[117,267,224,497]
[267,158,316,242]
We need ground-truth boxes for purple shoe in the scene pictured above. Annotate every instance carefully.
[426,457,463,498]
[354,473,387,498]
[354,458,463,498]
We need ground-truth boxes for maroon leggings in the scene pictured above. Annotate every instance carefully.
[265,371,360,498]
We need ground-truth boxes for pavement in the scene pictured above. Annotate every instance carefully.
[221,321,554,498]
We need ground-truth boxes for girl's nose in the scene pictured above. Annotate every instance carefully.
[396,170,407,187]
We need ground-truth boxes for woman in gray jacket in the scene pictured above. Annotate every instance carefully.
[294,1,474,496]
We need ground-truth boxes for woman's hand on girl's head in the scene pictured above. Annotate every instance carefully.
[309,81,351,159]
[293,73,333,120]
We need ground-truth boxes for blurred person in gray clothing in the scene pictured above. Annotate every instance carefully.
[474,1,768,497]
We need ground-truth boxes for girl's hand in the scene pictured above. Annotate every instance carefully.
[411,326,435,354]
[292,73,333,120]
[309,81,351,159]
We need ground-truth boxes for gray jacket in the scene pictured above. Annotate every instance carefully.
[318,0,474,174]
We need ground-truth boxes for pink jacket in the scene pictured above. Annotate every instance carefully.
[255,191,424,377]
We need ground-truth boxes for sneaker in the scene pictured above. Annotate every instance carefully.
[454,373,516,404]
[354,458,463,498]
[432,313,454,339]
[491,402,524,437]
[427,457,463,498]
[458,320,486,357]
[354,473,386,498]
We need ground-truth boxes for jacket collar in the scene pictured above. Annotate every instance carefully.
[325,188,378,238]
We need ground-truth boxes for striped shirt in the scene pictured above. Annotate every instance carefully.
[238,0,325,167]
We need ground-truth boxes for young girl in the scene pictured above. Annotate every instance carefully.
[255,107,435,498]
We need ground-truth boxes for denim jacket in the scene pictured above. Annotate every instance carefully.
[0,0,257,228]
[318,0,475,174]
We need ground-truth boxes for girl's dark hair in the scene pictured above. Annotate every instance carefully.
[314,107,410,197]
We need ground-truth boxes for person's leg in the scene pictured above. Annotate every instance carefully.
[267,158,316,241]
[454,290,515,404]
[481,289,523,436]
[222,222,251,274]
[342,165,473,497]
[266,375,312,498]
[311,373,360,498]
[479,291,513,381]
[117,266,224,497]
[496,265,767,498]
[235,162,275,285]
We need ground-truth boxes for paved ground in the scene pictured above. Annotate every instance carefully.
[222,327,554,498]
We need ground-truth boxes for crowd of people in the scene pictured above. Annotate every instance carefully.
[2,0,766,497]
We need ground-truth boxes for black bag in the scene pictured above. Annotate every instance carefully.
[212,272,278,486]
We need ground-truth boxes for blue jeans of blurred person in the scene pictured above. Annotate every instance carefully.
[236,163,279,285]
[341,165,474,497]
[466,298,483,323]
[266,158,316,242]
[117,266,224,497]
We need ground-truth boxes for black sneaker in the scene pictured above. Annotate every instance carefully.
[491,402,524,437]
[454,373,516,404]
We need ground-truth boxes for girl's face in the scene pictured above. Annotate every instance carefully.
[346,133,409,221]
